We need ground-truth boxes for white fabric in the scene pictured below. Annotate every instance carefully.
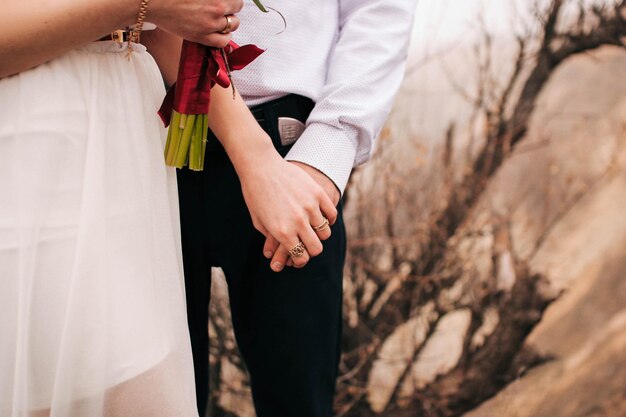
[233,0,417,193]
[0,42,198,417]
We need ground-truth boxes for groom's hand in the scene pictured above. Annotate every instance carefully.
[263,162,340,270]
[289,161,340,206]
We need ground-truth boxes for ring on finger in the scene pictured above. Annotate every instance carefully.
[288,242,306,258]
[220,15,234,34]
[313,217,330,232]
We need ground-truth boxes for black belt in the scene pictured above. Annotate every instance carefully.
[206,94,315,152]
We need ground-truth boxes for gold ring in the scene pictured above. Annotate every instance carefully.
[313,217,330,232]
[288,242,306,258]
[220,15,233,34]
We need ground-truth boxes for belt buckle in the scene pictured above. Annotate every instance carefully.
[110,29,127,44]
[278,117,306,146]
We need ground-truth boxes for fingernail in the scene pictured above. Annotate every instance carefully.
[264,251,273,259]
[272,262,283,271]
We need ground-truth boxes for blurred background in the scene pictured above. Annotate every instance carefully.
[207,0,626,416]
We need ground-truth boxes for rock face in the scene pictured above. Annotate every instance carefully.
[460,46,626,417]
[346,46,626,416]
[463,255,626,417]
[407,309,471,391]
[367,303,436,412]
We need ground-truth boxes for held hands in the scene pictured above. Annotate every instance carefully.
[148,0,242,47]
[206,86,340,272]
[238,153,339,272]
[263,162,341,270]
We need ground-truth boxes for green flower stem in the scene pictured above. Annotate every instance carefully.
[174,114,196,168]
[189,115,204,170]
[164,111,211,171]
[195,116,204,168]
[165,111,182,166]
[188,117,199,170]
[253,0,268,12]
[201,114,208,169]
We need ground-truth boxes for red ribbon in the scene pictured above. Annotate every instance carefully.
[158,40,264,126]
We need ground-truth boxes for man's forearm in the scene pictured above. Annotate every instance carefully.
[285,0,418,195]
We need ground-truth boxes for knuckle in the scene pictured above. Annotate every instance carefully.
[315,189,326,201]
[297,216,310,229]
[232,0,244,13]
[214,1,228,17]
[204,4,220,21]
[275,226,292,242]
[305,200,319,213]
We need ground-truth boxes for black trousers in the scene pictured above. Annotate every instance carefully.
[177,95,346,417]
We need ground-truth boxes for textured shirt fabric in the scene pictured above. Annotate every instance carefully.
[232,0,417,194]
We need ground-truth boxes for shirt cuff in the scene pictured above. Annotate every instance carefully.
[284,122,358,196]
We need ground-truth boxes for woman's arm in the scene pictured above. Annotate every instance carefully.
[0,0,136,78]
[207,85,337,271]
[0,0,242,79]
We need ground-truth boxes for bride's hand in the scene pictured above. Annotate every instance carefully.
[238,152,338,272]
[205,86,337,272]
[150,0,243,47]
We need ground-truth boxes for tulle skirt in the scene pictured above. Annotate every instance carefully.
[0,42,198,416]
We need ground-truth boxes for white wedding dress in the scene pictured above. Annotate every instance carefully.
[0,42,198,416]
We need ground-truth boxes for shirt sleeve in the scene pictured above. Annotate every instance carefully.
[284,0,418,195]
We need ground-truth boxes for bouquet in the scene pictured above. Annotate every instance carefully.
[158,1,268,170]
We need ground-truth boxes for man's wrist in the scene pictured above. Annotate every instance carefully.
[284,123,358,195]
[289,161,341,205]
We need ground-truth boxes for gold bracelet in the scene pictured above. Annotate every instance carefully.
[127,0,150,52]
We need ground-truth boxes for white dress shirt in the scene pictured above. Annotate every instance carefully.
[232,0,417,194]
